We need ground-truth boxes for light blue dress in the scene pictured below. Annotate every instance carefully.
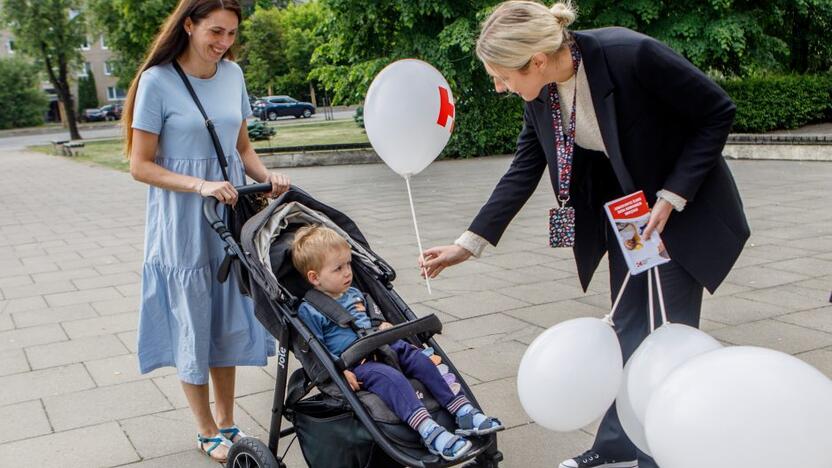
[133,60,274,385]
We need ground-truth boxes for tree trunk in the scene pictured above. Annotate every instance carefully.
[790,4,810,73]
[61,86,82,141]
[41,42,82,140]
[309,83,317,107]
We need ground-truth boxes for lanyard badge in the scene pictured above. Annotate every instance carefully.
[548,42,582,249]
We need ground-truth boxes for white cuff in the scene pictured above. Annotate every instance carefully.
[657,189,687,212]
[454,231,489,258]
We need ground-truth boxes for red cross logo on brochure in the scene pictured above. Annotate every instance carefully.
[437,86,455,132]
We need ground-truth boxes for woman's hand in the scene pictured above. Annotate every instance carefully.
[642,198,673,241]
[266,172,290,198]
[378,321,393,331]
[199,180,238,205]
[343,370,361,391]
[419,244,472,279]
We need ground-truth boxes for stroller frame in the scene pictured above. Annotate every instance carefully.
[204,185,503,468]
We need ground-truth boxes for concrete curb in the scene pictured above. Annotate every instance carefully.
[727,134,832,144]
[259,134,832,168]
[0,123,120,138]
[261,149,381,168]
[725,134,832,161]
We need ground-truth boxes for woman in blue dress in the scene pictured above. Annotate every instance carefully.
[124,0,290,462]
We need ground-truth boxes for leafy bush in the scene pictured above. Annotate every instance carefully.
[720,73,832,132]
[353,105,363,128]
[247,120,276,141]
[0,57,47,129]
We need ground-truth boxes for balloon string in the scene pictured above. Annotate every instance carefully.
[648,269,655,333]
[653,266,669,325]
[603,271,630,327]
[404,175,432,295]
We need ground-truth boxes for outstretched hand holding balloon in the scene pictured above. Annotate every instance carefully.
[364,59,456,292]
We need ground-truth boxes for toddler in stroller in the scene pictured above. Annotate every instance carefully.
[291,225,504,461]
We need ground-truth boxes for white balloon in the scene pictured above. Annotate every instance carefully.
[645,346,832,468]
[616,358,652,455]
[364,59,455,177]
[627,323,721,425]
[517,318,623,432]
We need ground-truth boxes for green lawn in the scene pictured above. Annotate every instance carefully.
[30,140,131,172]
[29,119,369,172]
[252,119,369,148]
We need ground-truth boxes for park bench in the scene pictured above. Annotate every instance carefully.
[62,140,85,157]
[50,139,69,155]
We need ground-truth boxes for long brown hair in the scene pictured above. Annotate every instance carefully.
[123,0,242,158]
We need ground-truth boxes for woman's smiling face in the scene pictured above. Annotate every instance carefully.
[185,8,238,64]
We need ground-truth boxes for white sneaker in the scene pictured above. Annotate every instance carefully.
[559,450,637,468]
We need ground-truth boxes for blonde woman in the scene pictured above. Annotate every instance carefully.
[125,0,289,462]
[421,2,749,467]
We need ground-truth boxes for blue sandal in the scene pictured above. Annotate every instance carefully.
[197,433,232,463]
[219,425,248,443]
[423,425,473,461]
[455,411,504,437]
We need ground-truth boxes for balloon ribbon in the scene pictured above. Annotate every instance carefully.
[404,174,432,295]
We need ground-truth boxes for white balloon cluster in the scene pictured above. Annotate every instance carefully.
[517,270,832,468]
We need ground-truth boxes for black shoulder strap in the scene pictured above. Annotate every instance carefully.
[171,60,230,182]
[303,289,360,332]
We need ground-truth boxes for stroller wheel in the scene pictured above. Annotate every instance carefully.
[226,437,283,468]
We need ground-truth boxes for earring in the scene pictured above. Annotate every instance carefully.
[187,31,192,37]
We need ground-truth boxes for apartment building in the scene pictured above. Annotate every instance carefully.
[77,34,125,106]
[1,30,126,121]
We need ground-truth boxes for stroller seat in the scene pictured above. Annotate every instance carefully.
[234,189,502,468]
[267,222,457,451]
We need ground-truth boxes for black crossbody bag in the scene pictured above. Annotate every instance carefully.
[172,61,268,295]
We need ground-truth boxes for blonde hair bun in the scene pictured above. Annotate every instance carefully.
[550,2,576,27]
[476,1,577,70]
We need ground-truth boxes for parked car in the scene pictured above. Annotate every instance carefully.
[253,95,316,121]
[99,104,122,120]
[81,108,108,122]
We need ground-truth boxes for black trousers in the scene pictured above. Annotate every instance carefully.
[590,226,704,468]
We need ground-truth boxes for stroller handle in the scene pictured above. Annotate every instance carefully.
[202,182,274,237]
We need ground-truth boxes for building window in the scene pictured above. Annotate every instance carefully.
[104,61,113,76]
[77,62,91,78]
[100,36,108,49]
[107,86,126,101]
[5,40,14,54]
[80,36,90,50]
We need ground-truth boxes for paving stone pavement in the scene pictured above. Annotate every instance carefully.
[0,148,830,467]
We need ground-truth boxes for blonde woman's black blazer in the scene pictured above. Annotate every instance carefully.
[468,27,750,293]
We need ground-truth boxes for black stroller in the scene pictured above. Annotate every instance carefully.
[204,184,503,468]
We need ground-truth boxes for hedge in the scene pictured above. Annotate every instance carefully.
[719,73,832,133]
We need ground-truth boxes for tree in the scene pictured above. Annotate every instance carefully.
[86,0,178,89]
[2,0,86,139]
[275,1,325,103]
[240,5,286,96]
[777,0,832,73]
[310,0,523,158]
[0,57,47,129]
[574,0,832,76]
[77,70,98,112]
[241,2,325,102]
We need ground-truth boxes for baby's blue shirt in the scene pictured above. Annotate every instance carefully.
[297,287,372,357]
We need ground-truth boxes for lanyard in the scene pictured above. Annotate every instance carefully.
[547,41,582,205]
